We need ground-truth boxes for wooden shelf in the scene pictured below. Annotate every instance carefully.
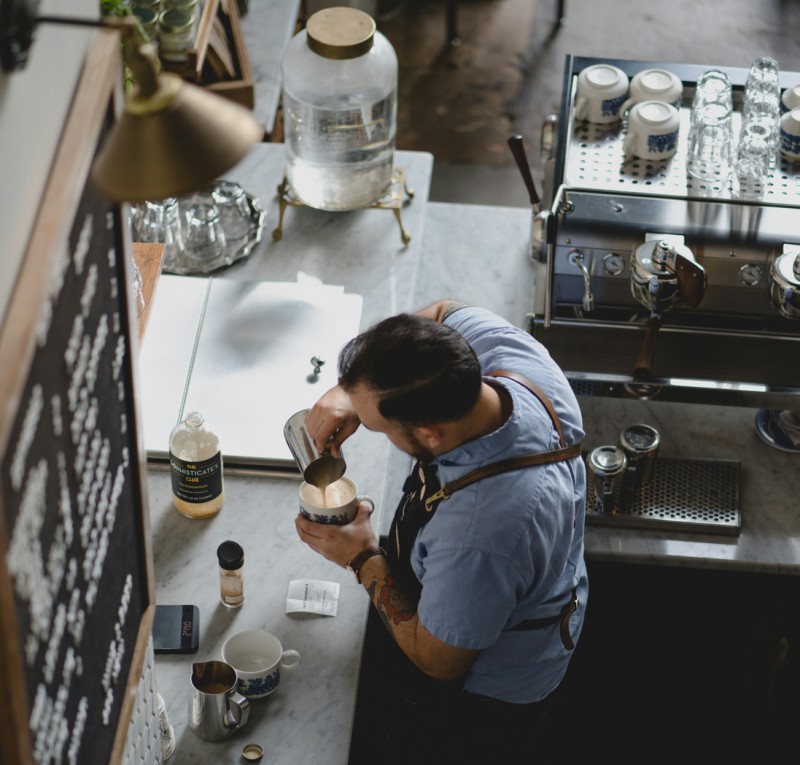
[132,242,166,345]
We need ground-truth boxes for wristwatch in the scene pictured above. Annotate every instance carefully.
[346,546,386,584]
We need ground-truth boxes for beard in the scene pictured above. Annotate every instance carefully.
[400,424,435,463]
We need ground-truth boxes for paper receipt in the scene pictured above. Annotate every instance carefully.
[286,579,340,616]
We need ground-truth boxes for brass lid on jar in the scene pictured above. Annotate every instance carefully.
[306,7,375,60]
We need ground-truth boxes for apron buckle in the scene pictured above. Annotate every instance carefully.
[424,487,449,512]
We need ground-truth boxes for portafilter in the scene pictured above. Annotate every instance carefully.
[630,240,707,379]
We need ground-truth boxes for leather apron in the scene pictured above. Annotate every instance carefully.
[386,370,582,650]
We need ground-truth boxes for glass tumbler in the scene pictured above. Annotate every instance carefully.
[687,100,734,182]
[745,56,780,101]
[734,130,771,198]
[211,181,252,240]
[183,202,227,266]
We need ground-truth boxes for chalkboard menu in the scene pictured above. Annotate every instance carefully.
[0,33,153,765]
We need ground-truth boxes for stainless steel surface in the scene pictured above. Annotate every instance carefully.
[164,184,265,275]
[284,408,347,487]
[585,457,741,535]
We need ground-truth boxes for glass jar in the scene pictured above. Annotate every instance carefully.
[169,411,224,518]
[158,7,195,62]
[132,5,159,40]
[281,6,398,211]
[217,540,244,608]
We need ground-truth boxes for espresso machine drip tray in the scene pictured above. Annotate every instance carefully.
[586,457,741,536]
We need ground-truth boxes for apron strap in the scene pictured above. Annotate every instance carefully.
[488,370,569,448]
[423,370,582,512]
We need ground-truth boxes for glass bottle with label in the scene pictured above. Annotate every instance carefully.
[169,411,224,518]
[217,540,244,608]
[281,6,398,211]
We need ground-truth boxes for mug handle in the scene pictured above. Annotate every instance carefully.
[224,690,250,731]
[622,131,637,157]
[280,649,301,673]
[575,95,588,121]
[356,495,375,515]
[618,97,635,118]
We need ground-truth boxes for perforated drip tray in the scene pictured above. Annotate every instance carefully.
[586,457,741,536]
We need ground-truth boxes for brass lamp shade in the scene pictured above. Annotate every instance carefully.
[91,73,263,202]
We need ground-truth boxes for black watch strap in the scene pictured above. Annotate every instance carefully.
[347,546,386,584]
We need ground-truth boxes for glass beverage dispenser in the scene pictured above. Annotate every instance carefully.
[280,6,398,211]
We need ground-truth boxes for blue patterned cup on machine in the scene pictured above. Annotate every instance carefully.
[623,101,680,160]
[575,64,629,124]
[222,630,301,699]
[779,108,800,161]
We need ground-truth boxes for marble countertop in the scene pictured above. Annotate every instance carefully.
[146,152,800,763]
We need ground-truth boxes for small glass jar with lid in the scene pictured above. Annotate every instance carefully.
[169,410,224,518]
[132,5,159,41]
[158,7,196,62]
[217,540,244,608]
[280,6,398,211]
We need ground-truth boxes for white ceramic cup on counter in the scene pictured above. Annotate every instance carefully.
[779,107,800,161]
[575,64,629,124]
[623,101,680,160]
[222,629,301,699]
[619,68,683,116]
[298,475,374,525]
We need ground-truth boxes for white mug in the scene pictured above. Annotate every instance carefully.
[619,68,683,117]
[222,630,301,699]
[781,84,800,114]
[623,101,680,160]
[575,64,629,124]
[779,107,800,160]
[298,475,374,525]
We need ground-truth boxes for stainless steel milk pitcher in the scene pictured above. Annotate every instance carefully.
[284,408,346,487]
[188,660,250,741]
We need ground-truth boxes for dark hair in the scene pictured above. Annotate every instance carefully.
[338,314,482,425]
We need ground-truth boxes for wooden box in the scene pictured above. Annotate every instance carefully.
[161,0,255,109]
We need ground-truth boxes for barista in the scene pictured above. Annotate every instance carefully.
[295,300,588,763]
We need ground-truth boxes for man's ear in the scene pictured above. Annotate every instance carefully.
[414,425,442,450]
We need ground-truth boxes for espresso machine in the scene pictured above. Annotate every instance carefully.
[526,56,800,534]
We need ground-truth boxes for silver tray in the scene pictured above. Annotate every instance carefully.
[162,181,265,276]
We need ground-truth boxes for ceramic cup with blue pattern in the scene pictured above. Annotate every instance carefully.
[299,476,374,525]
[779,108,800,161]
[222,630,301,699]
[575,63,629,124]
[623,101,680,160]
[618,68,683,118]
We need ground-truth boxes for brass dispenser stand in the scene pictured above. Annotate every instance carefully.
[272,167,415,245]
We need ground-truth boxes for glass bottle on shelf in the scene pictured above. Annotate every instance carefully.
[280,6,398,211]
[169,411,224,518]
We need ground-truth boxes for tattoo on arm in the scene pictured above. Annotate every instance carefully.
[366,572,417,631]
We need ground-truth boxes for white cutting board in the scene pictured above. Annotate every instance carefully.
[138,274,363,470]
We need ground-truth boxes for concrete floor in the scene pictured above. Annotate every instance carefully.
[379,0,800,206]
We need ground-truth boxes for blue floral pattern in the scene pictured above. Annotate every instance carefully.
[780,128,800,158]
[239,668,280,698]
[300,508,350,524]
[602,94,627,117]
[647,130,678,155]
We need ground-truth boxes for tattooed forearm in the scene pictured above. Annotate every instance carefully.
[367,572,417,630]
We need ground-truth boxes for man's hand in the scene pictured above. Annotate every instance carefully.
[305,385,361,457]
[295,499,378,569]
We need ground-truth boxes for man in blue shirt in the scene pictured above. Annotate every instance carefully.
[296,300,587,763]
